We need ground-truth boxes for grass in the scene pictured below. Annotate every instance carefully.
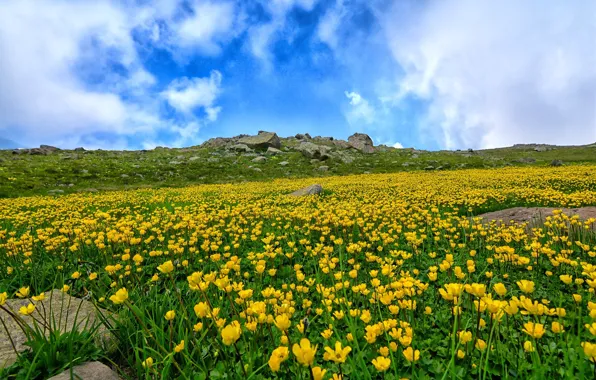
[0,141,595,197]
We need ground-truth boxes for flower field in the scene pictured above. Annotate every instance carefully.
[2,166,596,379]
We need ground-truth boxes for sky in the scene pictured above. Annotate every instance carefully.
[0,0,594,150]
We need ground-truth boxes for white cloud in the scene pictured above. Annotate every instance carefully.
[174,1,239,54]
[161,71,223,117]
[379,0,596,149]
[392,141,403,149]
[344,91,376,126]
[0,0,227,149]
[316,0,346,49]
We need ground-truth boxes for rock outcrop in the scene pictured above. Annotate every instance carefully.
[238,132,281,150]
[348,133,375,153]
[290,184,323,196]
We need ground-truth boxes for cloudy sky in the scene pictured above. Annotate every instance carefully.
[0,0,594,150]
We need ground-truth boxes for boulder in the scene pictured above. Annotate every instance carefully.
[279,161,289,166]
[295,133,312,140]
[348,133,375,153]
[229,144,253,153]
[290,184,323,196]
[550,159,563,167]
[252,156,267,163]
[0,290,115,368]
[296,142,331,160]
[238,132,281,150]
[40,145,60,152]
[318,166,329,172]
[266,147,282,155]
[201,137,233,148]
[48,361,120,380]
[332,140,351,149]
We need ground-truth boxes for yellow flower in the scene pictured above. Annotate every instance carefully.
[61,285,70,293]
[323,341,351,364]
[559,275,573,285]
[89,273,98,280]
[585,322,596,336]
[174,340,185,353]
[552,321,565,333]
[516,280,534,294]
[458,330,472,344]
[0,292,7,306]
[32,292,45,302]
[221,321,242,346]
[142,357,154,368]
[402,347,420,362]
[194,322,203,332]
[274,314,291,331]
[321,328,333,339]
[268,346,289,372]
[71,271,81,279]
[522,322,545,339]
[157,260,174,274]
[16,287,30,298]
[464,283,486,297]
[371,356,391,372]
[475,339,487,351]
[19,303,35,316]
[457,349,465,359]
[165,310,176,321]
[493,283,507,297]
[573,294,582,303]
[292,338,317,367]
[524,340,535,352]
[424,306,432,315]
[109,287,128,304]
[582,342,596,362]
[312,366,327,380]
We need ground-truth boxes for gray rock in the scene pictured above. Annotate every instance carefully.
[0,290,115,368]
[348,133,375,153]
[238,132,281,150]
[48,189,64,194]
[290,184,323,196]
[330,150,354,164]
[318,166,329,172]
[120,174,129,178]
[189,156,201,162]
[252,167,262,172]
[279,161,289,166]
[201,137,233,148]
[252,156,267,163]
[169,161,182,165]
[332,140,351,149]
[550,159,563,167]
[295,133,312,140]
[516,157,536,164]
[48,361,120,380]
[424,166,435,171]
[74,147,85,152]
[40,144,60,152]
[266,147,282,155]
[229,144,253,153]
[207,157,219,163]
[296,142,331,160]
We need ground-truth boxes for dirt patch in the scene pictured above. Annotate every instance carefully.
[477,207,596,228]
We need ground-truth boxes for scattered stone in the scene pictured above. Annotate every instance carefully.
[515,157,536,164]
[266,147,282,155]
[290,184,323,196]
[120,174,129,178]
[229,144,253,153]
[238,132,281,150]
[169,161,182,165]
[332,140,351,149]
[189,156,201,162]
[534,146,547,152]
[348,133,375,153]
[424,166,435,171]
[48,189,64,194]
[318,166,329,172]
[252,156,267,163]
[402,162,411,167]
[74,147,85,152]
[550,159,563,167]
[279,161,289,166]
[252,167,262,172]
[295,133,312,140]
[207,157,219,163]
[411,154,419,159]
[40,145,60,152]
[0,290,115,368]
[48,361,120,380]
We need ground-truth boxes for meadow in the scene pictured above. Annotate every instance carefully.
[1,165,596,379]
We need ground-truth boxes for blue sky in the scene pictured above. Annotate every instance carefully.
[0,0,594,150]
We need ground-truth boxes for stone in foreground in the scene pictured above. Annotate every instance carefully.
[48,361,120,380]
[0,290,115,368]
[290,184,323,196]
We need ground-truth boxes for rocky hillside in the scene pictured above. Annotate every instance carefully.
[1,131,595,197]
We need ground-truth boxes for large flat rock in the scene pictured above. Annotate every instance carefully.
[477,207,596,229]
[0,290,115,369]
[48,361,120,380]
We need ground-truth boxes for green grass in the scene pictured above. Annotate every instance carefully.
[1,142,595,198]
